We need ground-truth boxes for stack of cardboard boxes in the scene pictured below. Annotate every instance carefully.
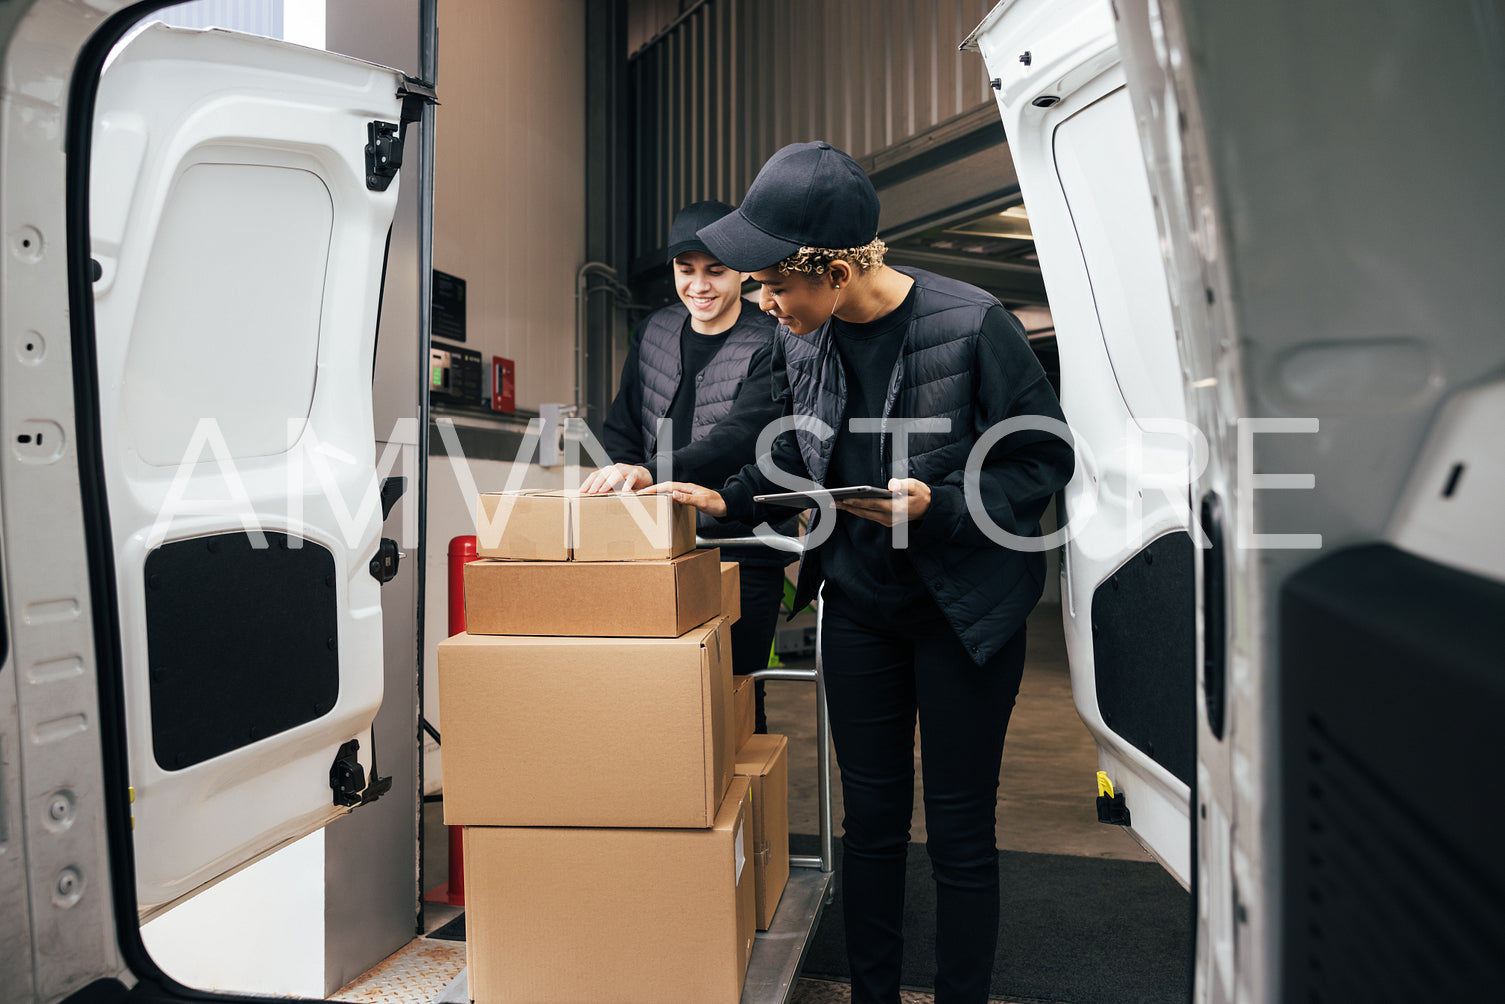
[438,489,790,1003]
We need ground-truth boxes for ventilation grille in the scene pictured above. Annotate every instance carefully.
[1301,716,1503,1002]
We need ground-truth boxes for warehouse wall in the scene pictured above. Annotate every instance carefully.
[423,0,594,799]
[433,0,585,412]
[627,0,1002,271]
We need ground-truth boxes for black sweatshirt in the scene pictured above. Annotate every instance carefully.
[821,286,946,623]
[717,299,1073,626]
[601,301,782,489]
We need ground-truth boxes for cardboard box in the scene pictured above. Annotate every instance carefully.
[438,617,735,827]
[720,560,741,625]
[476,489,696,561]
[572,490,696,561]
[475,490,571,561]
[464,777,756,1004]
[463,548,722,637]
[735,734,790,930]
[732,674,755,752]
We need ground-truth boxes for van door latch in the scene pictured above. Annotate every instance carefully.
[369,538,402,583]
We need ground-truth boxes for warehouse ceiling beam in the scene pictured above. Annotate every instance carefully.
[883,247,1048,306]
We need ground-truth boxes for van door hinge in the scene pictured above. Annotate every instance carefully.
[330,739,366,806]
[330,738,392,808]
[380,476,407,520]
[365,79,436,192]
[397,76,438,126]
[365,120,403,192]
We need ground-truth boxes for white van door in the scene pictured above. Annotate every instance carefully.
[965,0,1197,885]
[88,22,417,916]
[974,1,1505,1000]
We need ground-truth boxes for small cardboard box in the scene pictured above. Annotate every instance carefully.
[475,489,695,562]
[735,734,790,930]
[463,548,722,637]
[475,490,571,560]
[572,490,696,561]
[720,560,741,625]
[732,674,755,751]
[464,777,756,1004]
[438,617,735,827]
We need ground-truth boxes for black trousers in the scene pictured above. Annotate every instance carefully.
[728,561,788,733]
[822,596,1027,1004]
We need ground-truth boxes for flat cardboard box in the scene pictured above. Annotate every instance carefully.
[464,777,755,1004]
[438,617,735,827]
[572,490,696,561]
[720,560,741,625]
[732,674,755,752]
[475,489,572,561]
[463,547,722,637]
[735,734,791,930]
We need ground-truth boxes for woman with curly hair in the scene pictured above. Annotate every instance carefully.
[647,141,1076,1004]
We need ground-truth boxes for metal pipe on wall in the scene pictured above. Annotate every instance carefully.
[574,260,635,416]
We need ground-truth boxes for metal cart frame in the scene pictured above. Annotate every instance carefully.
[738,556,834,1004]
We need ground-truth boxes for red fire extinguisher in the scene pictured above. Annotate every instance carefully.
[447,535,477,637]
[426,535,479,907]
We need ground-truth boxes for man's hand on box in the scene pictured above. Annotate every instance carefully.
[639,481,727,518]
[580,463,653,494]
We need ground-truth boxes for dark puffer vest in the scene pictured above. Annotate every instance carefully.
[778,268,1049,665]
[637,303,792,543]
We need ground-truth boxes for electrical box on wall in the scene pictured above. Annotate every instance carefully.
[492,356,515,413]
[431,340,482,406]
[429,347,450,394]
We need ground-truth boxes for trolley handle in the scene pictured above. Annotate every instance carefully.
[705,526,832,877]
[696,532,804,554]
[746,662,834,875]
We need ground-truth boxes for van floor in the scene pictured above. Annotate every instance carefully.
[355,603,1154,1004]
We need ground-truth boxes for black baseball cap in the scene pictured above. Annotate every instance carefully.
[666,200,736,263]
[697,141,880,272]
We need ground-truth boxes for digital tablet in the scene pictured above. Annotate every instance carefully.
[752,485,902,507]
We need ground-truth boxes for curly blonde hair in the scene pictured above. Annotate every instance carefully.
[775,237,888,277]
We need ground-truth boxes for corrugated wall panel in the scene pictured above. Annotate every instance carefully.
[627,0,689,56]
[627,0,1000,272]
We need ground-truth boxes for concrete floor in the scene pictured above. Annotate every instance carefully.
[766,602,1154,862]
